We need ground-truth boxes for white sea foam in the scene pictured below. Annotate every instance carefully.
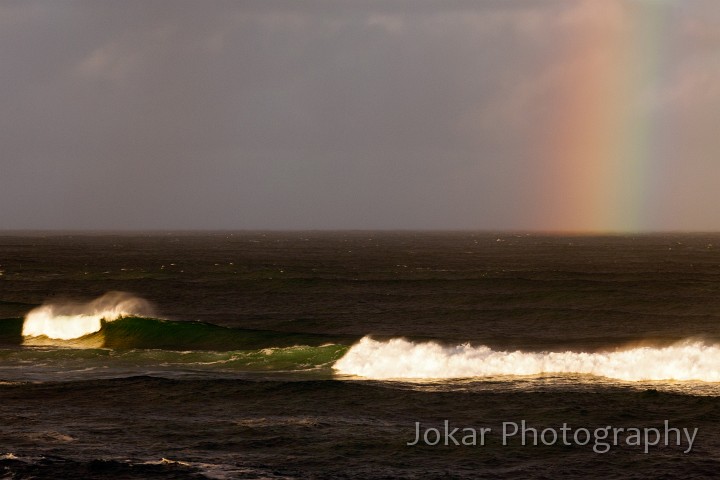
[22,292,153,340]
[333,336,720,381]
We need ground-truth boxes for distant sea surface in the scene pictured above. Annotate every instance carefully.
[1,232,720,478]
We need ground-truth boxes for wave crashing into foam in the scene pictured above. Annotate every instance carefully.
[22,292,153,340]
[333,336,720,382]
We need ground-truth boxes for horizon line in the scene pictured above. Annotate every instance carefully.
[1,229,720,236]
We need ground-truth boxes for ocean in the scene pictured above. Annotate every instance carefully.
[1,232,720,478]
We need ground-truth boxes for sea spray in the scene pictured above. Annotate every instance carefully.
[21,292,154,340]
[333,336,720,381]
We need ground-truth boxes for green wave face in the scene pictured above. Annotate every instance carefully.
[0,343,349,381]
[0,316,351,380]
[10,316,352,350]
[0,318,23,345]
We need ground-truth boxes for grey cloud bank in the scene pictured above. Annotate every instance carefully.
[1,0,719,230]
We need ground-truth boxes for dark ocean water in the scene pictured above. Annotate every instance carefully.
[1,232,720,478]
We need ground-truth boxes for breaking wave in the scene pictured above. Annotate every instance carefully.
[333,336,720,382]
[22,292,153,341]
[19,294,720,383]
[13,315,349,351]
[8,293,352,352]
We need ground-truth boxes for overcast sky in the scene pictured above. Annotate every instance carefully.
[1,0,719,231]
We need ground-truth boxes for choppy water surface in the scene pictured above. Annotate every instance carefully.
[2,232,720,478]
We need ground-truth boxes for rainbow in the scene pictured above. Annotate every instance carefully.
[540,1,673,233]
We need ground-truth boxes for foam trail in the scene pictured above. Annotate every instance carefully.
[22,292,153,340]
[333,336,720,382]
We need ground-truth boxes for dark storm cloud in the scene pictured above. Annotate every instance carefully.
[1,0,719,230]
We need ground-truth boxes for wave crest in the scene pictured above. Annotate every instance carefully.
[333,336,720,382]
[22,292,154,341]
